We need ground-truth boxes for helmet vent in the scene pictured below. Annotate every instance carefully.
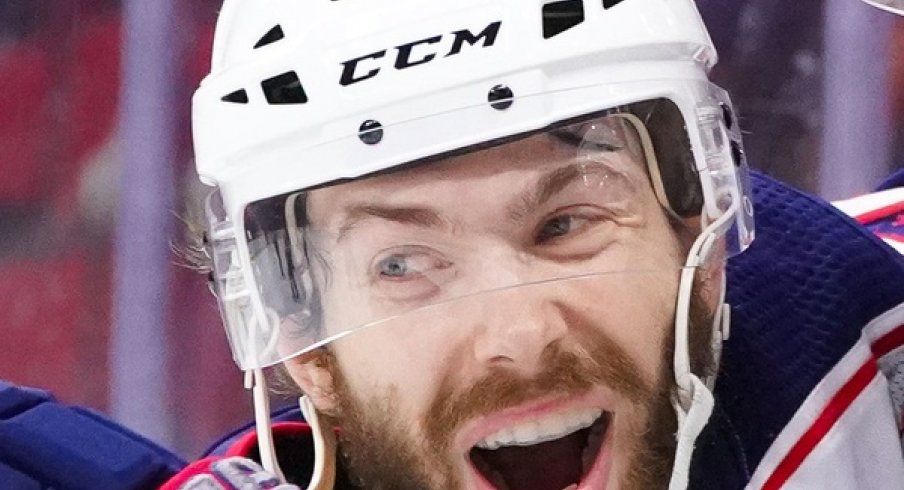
[542,0,585,39]
[261,71,308,105]
[221,89,249,104]
[602,0,628,9]
[254,25,285,49]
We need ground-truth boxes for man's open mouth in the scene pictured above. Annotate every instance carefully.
[468,408,612,490]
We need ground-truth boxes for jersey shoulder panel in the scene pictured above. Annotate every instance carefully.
[714,171,904,481]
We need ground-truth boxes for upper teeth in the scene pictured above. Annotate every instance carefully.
[475,408,603,450]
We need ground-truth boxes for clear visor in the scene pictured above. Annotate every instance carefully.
[210,93,752,369]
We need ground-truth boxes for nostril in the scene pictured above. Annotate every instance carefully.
[487,354,517,365]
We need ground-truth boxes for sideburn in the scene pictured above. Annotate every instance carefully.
[624,275,718,488]
[321,349,443,490]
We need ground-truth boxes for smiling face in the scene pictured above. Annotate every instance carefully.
[285,116,707,490]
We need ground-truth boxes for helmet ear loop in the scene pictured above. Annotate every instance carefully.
[612,111,731,387]
[246,370,340,489]
[611,113,683,221]
[246,368,287,482]
[299,395,338,490]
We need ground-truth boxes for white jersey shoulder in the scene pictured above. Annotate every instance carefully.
[749,189,904,488]
[745,304,904,489]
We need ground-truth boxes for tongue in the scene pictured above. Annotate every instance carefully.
[478,429,587,490]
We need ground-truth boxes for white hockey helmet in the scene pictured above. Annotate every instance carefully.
[194,0,753,374]
[860,0,904,14]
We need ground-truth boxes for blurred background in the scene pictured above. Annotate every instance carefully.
[0,0,902,459]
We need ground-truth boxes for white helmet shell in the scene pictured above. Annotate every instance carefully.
[193,0,717,199]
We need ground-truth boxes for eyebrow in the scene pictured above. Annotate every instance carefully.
[335,204,448,242]
[333,162,605,243]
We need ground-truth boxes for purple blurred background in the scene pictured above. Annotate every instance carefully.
[1,0,902,458]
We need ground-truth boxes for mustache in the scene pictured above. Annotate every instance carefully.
[424,320,653,452]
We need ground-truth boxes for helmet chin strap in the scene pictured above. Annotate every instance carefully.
[667,202,736,490]
[246,369,286,481]
[299,395,338,490]
[247,369,338,489]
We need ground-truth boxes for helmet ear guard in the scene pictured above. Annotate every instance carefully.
[622,93,752,250]
[623,93,748,227]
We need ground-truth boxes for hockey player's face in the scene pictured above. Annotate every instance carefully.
[295,120,703,490]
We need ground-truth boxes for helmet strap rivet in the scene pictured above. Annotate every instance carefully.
[358,119,384,145]
[488,84,514,110]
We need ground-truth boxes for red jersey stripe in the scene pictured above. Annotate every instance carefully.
[854,202,904,225]
[872,323,904,358]
[760,360,879,490]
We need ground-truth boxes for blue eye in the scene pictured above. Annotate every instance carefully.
[540,216,576,239]
[377,255,411,278]
[370,248,454,302]
[372,248,452,283]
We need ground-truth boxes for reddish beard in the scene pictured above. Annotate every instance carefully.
[317,290,713,490]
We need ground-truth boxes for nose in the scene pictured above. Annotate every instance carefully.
[470,284,570,376]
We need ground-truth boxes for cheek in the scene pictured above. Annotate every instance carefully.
[330,315,456,425]
[613,216,683,375]
[565,246,680,385]
[604,273,676,375]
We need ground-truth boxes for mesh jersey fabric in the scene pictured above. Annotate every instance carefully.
[689,170,904,487]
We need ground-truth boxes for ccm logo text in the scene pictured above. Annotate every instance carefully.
[339,21,502,86]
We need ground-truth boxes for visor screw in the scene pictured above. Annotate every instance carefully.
[488,84,514,110]
[358,119,384,145]
[720,102,734,130]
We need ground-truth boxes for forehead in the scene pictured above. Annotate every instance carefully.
[307,116,647,216]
